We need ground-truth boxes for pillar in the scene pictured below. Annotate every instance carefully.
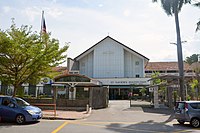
[154,86,159,108]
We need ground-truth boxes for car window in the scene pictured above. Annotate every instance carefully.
[190,103,200,109]
[13,98,30,107]
[177,102,185,109]
[0,97,2,105]
[2,98,11,106]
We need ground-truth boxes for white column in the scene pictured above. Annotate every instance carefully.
[69,87,76,100]
[35,87,38,98]
[154,86,159,108]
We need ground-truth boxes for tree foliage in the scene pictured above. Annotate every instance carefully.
[151,72,166,102]
[0,21,68,96]
[152,0,191,16]
[185,54,199,65]
[152,0,191,101]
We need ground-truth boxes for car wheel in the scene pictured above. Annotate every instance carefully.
[16,114,25,124]
[190,118,200,128]
[177,120,185,125]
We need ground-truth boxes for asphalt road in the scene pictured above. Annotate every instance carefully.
[1,100,200,133]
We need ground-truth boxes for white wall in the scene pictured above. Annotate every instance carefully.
[124,50,144,77]
[79,51,94,77]
[93,38,124,78]
[77,37,146,78]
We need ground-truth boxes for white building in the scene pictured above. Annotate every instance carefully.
[67,36,150,100]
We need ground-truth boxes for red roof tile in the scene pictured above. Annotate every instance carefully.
[145,62,192,71]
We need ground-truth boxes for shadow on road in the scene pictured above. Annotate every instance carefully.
[0,121,40,127]
[124,105,176,124]
[124,106,174,115]
[142,107,174,115]
[106,120,193,133]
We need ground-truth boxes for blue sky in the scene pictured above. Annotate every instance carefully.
[0,0,200,66]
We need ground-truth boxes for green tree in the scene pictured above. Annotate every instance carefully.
[190,79,198,100]
[185,54,199,65]
[151,72,166,102]
[0,21,68,97]
[191,62,200,99]
[152,0,191,101]
[139,87,146,100]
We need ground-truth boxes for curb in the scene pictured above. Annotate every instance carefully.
[42,110,92,120]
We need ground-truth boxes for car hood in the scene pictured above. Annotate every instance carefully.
[23,105,41,112]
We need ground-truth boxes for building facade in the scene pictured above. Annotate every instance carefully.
[67,36,150,100]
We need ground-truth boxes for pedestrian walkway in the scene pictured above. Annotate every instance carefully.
[42,110,91,120]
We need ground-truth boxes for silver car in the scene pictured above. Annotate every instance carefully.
[175,101,200,127]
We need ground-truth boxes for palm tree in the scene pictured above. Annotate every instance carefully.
[152,0,191,101]
[193,1,200,31]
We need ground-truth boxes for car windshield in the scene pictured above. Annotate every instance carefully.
[14,98,30,107]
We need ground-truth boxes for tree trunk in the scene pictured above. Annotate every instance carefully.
[174,1,185,101]
[12,84,21,97]
[198,74,200,100]
[13,84,17,97]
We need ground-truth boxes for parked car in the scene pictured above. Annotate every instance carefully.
[0,95,42,124]
[175,101,200,127]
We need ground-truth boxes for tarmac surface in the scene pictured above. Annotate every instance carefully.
[42,100,172,121]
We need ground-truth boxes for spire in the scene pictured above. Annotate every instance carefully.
[41,10,47,33]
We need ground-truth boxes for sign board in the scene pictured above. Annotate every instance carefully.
[96,78,150,85]
[149,88,154,92]
[40,77,52,85]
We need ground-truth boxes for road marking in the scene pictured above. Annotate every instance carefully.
[51,121,68,133]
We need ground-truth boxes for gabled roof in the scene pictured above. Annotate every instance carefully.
[145,62,192,71]
[74,36,149,61]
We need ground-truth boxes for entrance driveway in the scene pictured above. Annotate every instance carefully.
[81,100,199,133]
[87,100,174,123]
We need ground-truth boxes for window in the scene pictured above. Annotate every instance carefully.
[145,71,152,73]
[190,103,200,109]
[159,71,165,73]
[136,74,140,78]
[2,98,11,106]
[135,61,139,65]
[167,70,178,73]
[176,102,185,109]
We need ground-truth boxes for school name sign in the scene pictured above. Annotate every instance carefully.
[97,78,150,85]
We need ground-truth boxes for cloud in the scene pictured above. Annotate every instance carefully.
[98,4,103,7]
[23,7,41,22]
[1,0,199,62]
[47,8,63,18]
[3,6,11,13]
[123,9,131,17]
